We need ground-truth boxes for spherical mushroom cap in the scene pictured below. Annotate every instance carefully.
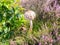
[24,10,36,20]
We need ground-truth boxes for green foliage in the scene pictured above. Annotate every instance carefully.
[0,0,26,41]
[0,40,9,45]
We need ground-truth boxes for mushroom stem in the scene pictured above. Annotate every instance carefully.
[30,20,33,30]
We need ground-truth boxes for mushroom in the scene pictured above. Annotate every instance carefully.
[24,10,36,31]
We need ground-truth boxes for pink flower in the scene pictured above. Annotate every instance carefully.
[55,5,60,17]
[39,42,42,45]
[44,6,51,12]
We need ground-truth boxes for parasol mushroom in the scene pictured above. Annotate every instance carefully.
[24,10,36,31]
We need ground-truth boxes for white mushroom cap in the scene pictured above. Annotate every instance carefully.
[24,10,36,20]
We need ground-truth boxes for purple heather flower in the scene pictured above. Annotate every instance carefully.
[55,5,60,17]
[57,35,60,41]
[44,6,51,12]
[39,42,42,45]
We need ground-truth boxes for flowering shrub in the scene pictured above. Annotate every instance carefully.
[20,0,60,45]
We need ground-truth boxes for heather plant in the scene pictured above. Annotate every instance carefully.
[21,0,60,19]
[20,0,60,45]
